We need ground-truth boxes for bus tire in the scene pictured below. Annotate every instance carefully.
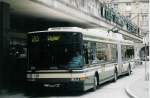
[92,75,98,91]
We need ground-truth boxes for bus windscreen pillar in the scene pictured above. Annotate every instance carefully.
[0,2,10,91]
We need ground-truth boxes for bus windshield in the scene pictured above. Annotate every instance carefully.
[27,32,83,70]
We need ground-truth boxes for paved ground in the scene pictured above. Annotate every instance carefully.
[129,78,149,98]
[0,64,148,98]
[126,61,149,98]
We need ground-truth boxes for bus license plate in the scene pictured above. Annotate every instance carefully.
[44,84,61,88]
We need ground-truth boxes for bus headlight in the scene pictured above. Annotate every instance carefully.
[71,77,86,81]
[79,77,86,80]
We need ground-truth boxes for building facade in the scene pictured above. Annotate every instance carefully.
[105,0,149,60]
[105,0,149,35]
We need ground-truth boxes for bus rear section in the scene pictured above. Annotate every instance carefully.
[26,31,86,92]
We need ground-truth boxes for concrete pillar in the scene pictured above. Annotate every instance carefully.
[0,2,10,91]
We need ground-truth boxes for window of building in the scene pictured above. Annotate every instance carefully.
[141,21,148,27]
[113,3,118,9]
[126,2,131,6]
[126,15,131,19]
[142,15,148,21]
[141,9,148,14]
[126,12,132,19]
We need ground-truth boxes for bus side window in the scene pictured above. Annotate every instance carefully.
[83,41,97,65]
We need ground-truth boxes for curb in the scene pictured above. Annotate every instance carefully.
[125,81,138,98]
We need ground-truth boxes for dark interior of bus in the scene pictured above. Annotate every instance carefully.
[27,32,83,70]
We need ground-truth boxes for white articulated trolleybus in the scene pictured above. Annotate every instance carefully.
[26,27,134,92]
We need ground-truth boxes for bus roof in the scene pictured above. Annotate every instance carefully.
[29,27,134,45]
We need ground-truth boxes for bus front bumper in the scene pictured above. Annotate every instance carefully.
[26,78,84,92]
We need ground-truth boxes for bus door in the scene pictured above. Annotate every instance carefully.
[99,63,107,81]
[122,61,129,72]
[104,63,114,78]
[118,63,123,75]
[120,63,124,73]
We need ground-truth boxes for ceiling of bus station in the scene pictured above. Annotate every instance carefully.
[3,0,96,28]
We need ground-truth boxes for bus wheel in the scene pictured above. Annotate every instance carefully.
[113,71,117,82]
[92,76,98,91]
